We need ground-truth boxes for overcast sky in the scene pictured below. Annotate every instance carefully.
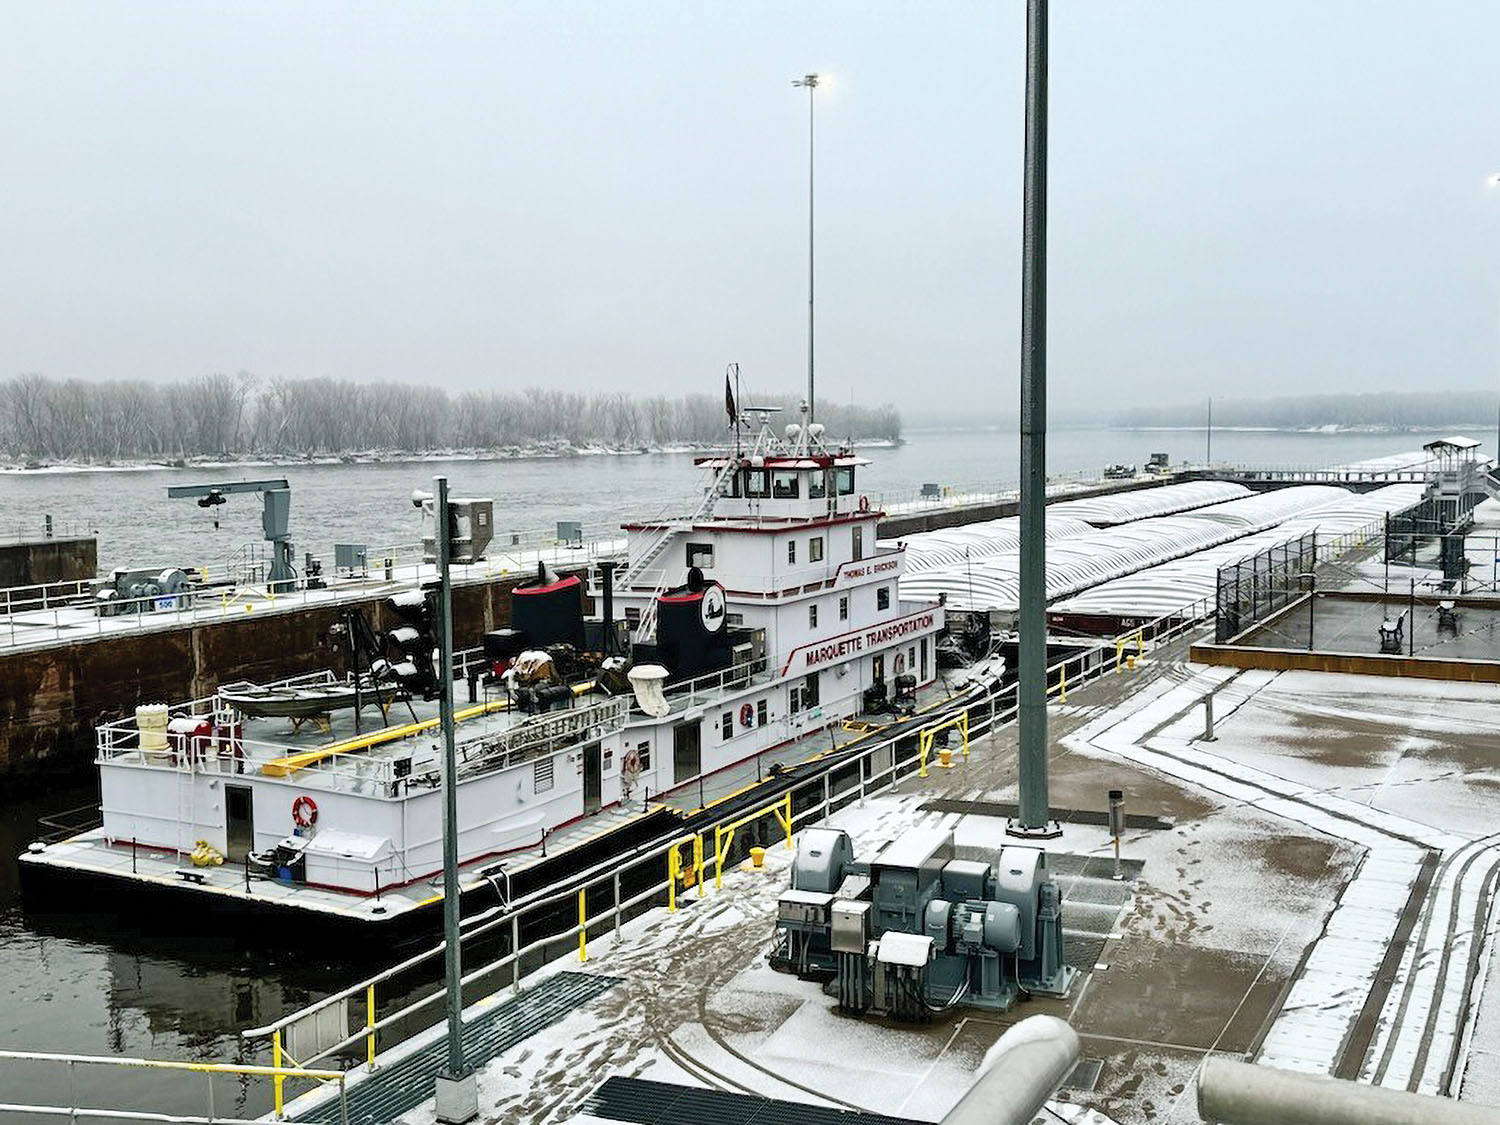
[3,2,1498,417]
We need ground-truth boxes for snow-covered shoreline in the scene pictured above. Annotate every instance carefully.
[0,438,903,477]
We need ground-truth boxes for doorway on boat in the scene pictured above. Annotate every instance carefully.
[225,784,254,862]
[872,654,885,689]
[583,743,603,814]
[673,721,702,785]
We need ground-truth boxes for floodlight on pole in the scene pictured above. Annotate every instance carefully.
[792,72,821,425]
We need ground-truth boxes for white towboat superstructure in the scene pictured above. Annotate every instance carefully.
[23,416,962,921]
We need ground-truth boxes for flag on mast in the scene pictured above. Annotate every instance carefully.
[725,373,737,425]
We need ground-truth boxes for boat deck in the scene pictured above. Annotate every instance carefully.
[28,676,971,925]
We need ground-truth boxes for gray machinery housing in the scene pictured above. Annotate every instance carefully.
[95,567,195,616]
[772,826,1073,1021]
[417,495,494,565]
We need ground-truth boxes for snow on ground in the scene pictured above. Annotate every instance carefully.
[1065,662,1500,1102]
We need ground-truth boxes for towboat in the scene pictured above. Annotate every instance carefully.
[20,414,1000,933]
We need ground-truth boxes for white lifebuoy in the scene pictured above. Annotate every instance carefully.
[622,749,642,776]
[858,495,870,512]
[291,795,319,829]
[739,702,755,728]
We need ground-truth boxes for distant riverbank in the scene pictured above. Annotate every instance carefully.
[0,437,903,476]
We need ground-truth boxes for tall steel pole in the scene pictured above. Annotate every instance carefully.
[1014,0,1053,836]
[433,475,475,1121]
[794,73,820,424]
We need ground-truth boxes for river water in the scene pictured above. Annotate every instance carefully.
[0,427,1431,571]
[0,425,1427,1119]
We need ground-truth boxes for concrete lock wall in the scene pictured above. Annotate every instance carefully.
[0,537,98,588]
[0,572,565,787]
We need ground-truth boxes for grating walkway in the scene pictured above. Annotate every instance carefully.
[579,1076,923,1125]
[290,972,619,1125]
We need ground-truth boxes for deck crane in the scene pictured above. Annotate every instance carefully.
[166,478,297,592]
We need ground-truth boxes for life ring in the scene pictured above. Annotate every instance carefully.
[291,795,318,829]
[857,495,870,512]
[621,749,641,776]
[739,702,755,728]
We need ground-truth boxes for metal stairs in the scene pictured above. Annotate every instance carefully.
[624,458,739,643]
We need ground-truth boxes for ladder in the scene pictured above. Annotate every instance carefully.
[626,458,739,643]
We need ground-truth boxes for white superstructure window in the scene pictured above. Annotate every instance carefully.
[810,536,824,563]
[839,595,849,621]
[809,604,819,628]
[877,586,891,611]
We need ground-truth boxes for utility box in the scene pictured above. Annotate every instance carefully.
[334,543,368,575]
[423,497,494,564]
[832,900,871,954]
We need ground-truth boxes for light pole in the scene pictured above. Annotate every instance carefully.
[432,475,476,1124]
[792,73,820,424]
[1490,176,1500,462]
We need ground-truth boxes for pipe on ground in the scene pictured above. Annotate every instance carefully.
[940,1014,1079,1125]
[1198,1058,1500,1125]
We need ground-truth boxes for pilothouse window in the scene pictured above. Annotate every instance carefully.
[837,467,855,495]
[772,471,800,499]
[744,469,769,497]
[809,472,827,499]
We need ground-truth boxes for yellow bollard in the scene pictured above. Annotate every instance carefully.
[1127,654,1137,671]
[937,747,954,769]
[750,846,766,869]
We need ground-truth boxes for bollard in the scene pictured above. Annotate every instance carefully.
[938,747,954,769]
[1126,654,1136,671]
[1108,789,1126,881]
[750,846,766,869]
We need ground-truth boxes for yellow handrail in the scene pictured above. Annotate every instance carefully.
[714,793,793,888]
[260,697,511,777]
[918,710,970,778]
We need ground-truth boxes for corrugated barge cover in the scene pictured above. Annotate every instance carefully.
[899,484,1426,614]
[1047,480,1251,526]
[1052,483,1425,618]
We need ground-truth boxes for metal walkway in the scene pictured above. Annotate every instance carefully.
[579,1076,922,1125]
[290,971,620,1125]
